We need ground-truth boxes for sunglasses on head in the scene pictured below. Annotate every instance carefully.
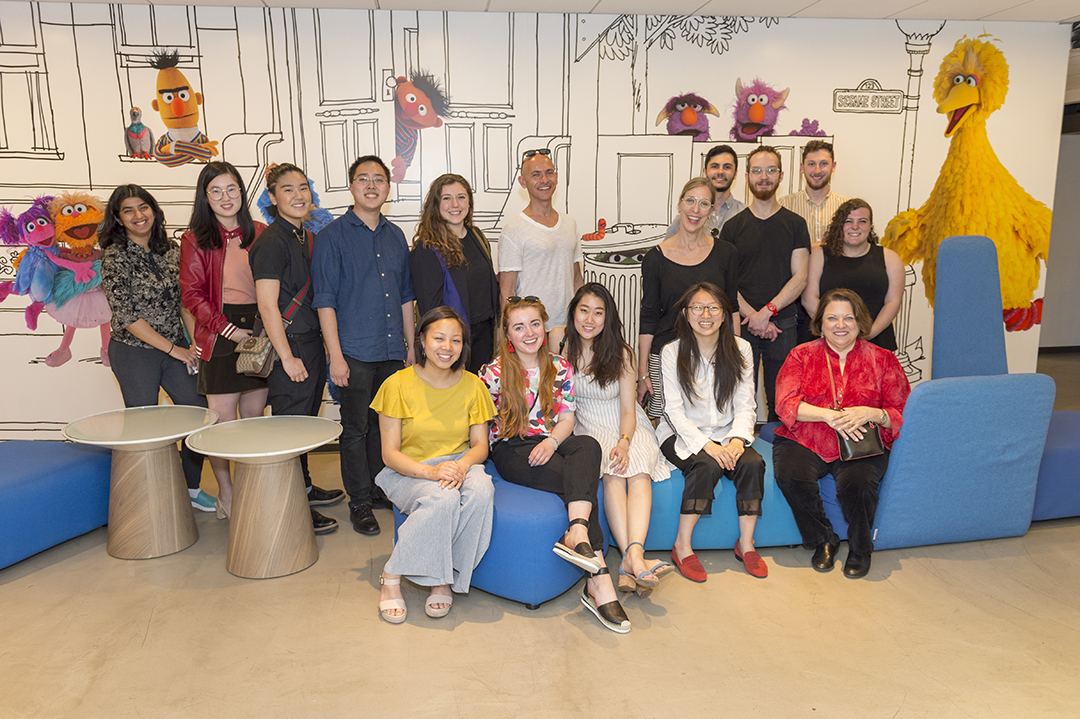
[507,295,540,305]
[521,148,551,160]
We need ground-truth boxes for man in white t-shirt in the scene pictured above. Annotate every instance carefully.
[498,148,583,328]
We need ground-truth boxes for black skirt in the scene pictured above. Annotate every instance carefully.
[197,303,267,395]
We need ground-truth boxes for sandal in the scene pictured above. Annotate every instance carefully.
[554,517,602,573]
[617,567,639,594]
[425,589,453,618]
[580,568,631,634]
[378,574,407,624]
[649,559,676,578]
[622,542,659,588]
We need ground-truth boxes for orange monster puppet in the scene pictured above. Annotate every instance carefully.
[150,49,218,168]
[390,71,450,183]
[42,192,112,367]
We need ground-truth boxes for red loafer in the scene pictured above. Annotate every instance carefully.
[734,543,768,578]
[670,548,707,583]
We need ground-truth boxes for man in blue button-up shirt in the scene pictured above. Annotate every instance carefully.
[313,155,416,536]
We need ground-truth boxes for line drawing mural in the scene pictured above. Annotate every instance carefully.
[0,5,1067,439]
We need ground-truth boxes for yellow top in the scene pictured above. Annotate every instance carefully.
[370,366,496,462]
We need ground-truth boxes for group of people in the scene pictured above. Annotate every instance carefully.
[94,140,910,634]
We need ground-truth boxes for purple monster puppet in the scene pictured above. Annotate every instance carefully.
[0,197,60,329]
[730,78,790,142]
[656,92,720,141]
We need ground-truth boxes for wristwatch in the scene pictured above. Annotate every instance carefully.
[766,302,779,317]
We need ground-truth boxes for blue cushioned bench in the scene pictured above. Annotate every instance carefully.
[1033,410,1080,521]
[1,440,111,570]
[394,460,609,608]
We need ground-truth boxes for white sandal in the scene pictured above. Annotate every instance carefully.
[379,574,407,624]
[425,589,453,619]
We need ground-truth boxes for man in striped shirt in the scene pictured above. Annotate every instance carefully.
[779,140,849,247]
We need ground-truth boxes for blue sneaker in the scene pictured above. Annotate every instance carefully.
[191,490,217,513]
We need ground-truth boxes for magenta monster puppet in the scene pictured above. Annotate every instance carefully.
[729,78,789,142]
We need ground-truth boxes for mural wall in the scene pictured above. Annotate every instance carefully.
[0,5,1069,439]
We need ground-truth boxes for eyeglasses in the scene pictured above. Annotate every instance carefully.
[208,186,241,201]
[681,197,713,211]
[749,167,780,176]
[352,174,387,186]
[688,304,722,316]
[521,148,551,160]
[507,295,540,305]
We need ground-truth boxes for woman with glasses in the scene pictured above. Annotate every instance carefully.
[639,178,740,418]
[657,282,766,582]
[480,296,631,633]
[180,161,267,518]
[410,174,499,372]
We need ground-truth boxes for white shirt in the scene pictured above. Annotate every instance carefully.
[655,336,757,460]
[498,211,582,328]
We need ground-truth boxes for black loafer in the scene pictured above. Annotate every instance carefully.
[370,487,393,511]
[311,508,338,535]
[308,485,345,507]
[812,540,840,571]
[350,503,380,536]
[843,552,872,578]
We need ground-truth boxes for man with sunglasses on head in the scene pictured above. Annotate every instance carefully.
[312,155,415,536]
[718,145,810,423]
[664,144,745,240]
[498,148,583,329]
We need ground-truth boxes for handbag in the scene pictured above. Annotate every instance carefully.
[826,357,884,461]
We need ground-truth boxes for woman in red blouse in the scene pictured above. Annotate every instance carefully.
[772,288,910,578]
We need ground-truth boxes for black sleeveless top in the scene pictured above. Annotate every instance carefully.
[819,243,896,351]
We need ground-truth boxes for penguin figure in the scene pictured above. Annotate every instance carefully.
[124,107,155,159]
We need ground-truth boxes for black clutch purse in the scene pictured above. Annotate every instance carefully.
[827,360,884,461]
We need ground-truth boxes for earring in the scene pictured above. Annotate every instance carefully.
[541,337,547,346]
[507,343,515,354]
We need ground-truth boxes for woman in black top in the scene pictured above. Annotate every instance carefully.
[99,184,211,510]
[410,174,499,372]
[802,199,904,351]
[638,177,740,417]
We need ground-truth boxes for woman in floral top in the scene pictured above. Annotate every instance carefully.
[100,184,211,509]
[480,296,630,634]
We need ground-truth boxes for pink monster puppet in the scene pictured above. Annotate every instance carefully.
[656,93,721,141]
[390,71,450,183]
[41,192,112,367]
[730,78,789,142]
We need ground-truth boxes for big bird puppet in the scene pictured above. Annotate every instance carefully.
[882,36,1051,331]
[150,49,218,167]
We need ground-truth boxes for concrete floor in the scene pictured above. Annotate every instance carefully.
[3,354,1079,718]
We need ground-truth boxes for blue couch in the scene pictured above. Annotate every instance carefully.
[0,440,111,570]
[1033,410,1080,521]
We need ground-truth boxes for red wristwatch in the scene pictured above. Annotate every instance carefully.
[766,302,779,317]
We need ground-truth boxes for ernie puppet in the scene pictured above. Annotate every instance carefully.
[149,49,218,167]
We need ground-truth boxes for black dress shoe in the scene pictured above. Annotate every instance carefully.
[311,508,338,535]
[811,541,840,571]
[350,503,380,536]
[843,552,872,578]
[370,487,393,510]
[308,485,345,507]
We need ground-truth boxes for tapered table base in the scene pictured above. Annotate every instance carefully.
[226,457,318,579]
[107,445,199,559]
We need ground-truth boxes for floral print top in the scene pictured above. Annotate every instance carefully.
[102,240,185,349]
[479,355,575,444]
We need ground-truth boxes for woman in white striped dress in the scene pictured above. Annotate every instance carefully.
[551,283,673,594]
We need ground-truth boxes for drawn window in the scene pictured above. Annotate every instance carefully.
[117,4,192,50]
[0,2,60,156]
[315,9,375,105]
[444,13,512,108]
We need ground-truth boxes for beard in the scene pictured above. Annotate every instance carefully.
[749,181,778,201]
[805,174,831,191]
[710,175,734,195]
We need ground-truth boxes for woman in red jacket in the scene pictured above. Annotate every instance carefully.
[180,161,267,518]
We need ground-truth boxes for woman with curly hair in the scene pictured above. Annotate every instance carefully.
[410,174,499,371]
[802,198,904,351]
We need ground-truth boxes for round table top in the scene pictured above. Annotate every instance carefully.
[185,415,342,464]
[63,405,219,452]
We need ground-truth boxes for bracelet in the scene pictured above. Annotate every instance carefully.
[167,342,174,355]
[879,408,888,424]
[547,435,560,450]
[638,375,649,381]
[618,434,631,446]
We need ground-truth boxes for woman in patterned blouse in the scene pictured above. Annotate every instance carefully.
[99,184,212,510]
[479,296,630,634]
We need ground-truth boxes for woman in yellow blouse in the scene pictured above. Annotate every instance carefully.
[370,306,497,624]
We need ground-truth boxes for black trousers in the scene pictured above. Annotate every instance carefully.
[108,339,206,491]
[490,434,604,550]
[336,356,402,509]
[743,313,797,422]
[660,435,764,516]
[266,332,326,488]
[772,435,890,556]
[467,317,495,374]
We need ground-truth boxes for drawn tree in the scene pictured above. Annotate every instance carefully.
[595,15,778,134]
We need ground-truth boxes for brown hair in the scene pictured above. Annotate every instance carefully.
[264,163,306,219]
[822,198,878,257]
[414,306,470,371]
[496,298,557,439]
[811,288,873,338]
[415,174,475,267]
[746,145,783,173]
[680,176,717,206]
[670,283,745,410]
[801,139,835,162]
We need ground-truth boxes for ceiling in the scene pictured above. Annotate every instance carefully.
[41,0,1080,23]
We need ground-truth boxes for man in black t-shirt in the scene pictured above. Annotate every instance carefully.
[719,146,810,422]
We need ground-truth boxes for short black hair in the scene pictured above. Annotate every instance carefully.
[348,155,390,184]
[704,144,738,171]
[149,48,180,71]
